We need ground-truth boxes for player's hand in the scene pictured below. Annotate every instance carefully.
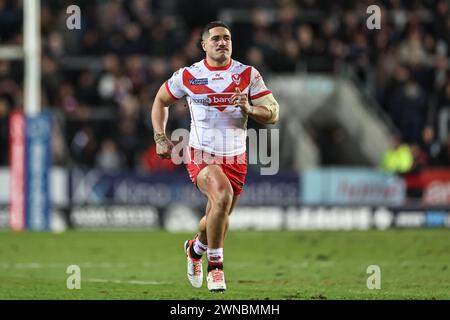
[232,88,253,115]
[154,133,174,159]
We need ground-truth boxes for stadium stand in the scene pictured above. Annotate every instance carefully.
[0,0,449,174]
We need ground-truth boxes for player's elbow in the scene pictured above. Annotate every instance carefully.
[252,94,279,125]
[266,102,279,125]
[270,110,279,124]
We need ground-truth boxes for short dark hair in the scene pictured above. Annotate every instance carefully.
[201,21,231,40]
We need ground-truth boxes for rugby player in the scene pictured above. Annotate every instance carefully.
[151,21,279,292]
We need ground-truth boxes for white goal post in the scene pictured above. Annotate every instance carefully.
[0,0,41,115]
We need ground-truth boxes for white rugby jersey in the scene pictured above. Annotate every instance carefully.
[165,59,272,156]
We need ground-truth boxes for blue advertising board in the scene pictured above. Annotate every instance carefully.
[25,112,52,230]
[301,168,406,205]
[69,169,300,207]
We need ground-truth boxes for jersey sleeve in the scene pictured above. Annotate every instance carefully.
[165,68,186,99]
[249,67,272,101]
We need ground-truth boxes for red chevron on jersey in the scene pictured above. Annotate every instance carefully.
[165,59,272,156]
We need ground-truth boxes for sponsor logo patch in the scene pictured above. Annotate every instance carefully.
[208,94,234,106]
[189,78,208,85]
[192,94,234,106]
[191,93,235,111]
[212,73,224,80]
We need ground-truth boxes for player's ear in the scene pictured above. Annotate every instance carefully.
[201,41,206,52]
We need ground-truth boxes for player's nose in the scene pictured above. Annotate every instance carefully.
[218,39,227,46]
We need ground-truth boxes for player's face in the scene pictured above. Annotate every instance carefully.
[203,27,232,63]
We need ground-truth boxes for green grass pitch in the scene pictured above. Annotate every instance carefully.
[0,229,449,299]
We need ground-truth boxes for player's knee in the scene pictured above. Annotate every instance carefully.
[212,186,233,212]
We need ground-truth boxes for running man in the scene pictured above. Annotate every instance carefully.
[151,21,279,292]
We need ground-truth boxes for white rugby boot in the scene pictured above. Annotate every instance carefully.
[184,239,203,288]
[206,268,226,292]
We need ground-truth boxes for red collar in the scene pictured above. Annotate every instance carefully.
[203,59,232,71]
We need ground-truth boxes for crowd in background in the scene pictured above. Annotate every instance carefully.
[0,0,449,172]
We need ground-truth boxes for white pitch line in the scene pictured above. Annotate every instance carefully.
[0,262,169,285]
[16,263,42,269]
[86,278,167,285]
[0,262,149,269]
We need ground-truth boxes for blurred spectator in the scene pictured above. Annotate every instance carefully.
[96,138,123,170]
[0,61,20,104]
[0,97,10,165]
[314,125,348,166]
[41,55,62,106]
[397,29,428,67]
[70,127,98,167]
[419,126,442,166]
[0,0,22,44]
[433,47,448,92]
[246,46,270,75]
[278,2,299,40]
[248,8,276,63]
[436,134,450,165]
[437,73,450,109]
[435,81,450,128]
[97,53,131,104]
[296,25,316,67]
[77,70,99,105]
[348,30,371,85]
[57,83,79,115]
[46,32,66,59]
[147,58,169,97]
[381,134,414,173]
[410,143,428,173]
[123,23,147,55]
[434,0,450,46]
[116,118,140,168]
[388,77,427,144]
[125,55,148,93]
[129,0,154,28]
